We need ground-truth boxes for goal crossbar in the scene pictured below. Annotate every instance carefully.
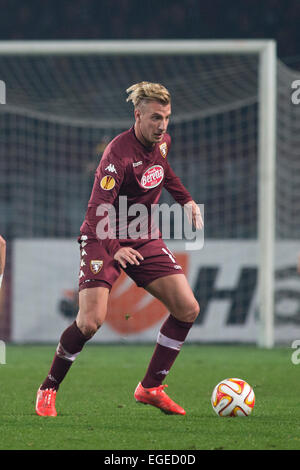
[0,39,275,56]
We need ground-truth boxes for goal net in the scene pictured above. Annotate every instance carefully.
[0,40,298,346]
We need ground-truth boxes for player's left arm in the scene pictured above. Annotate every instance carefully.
[164,162,203,230]
[0,235,6,289]
[184,200,204,230]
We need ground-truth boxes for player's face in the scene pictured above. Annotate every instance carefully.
[134,101,171,147]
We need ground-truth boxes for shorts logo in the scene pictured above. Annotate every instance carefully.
[159,142,168,158]
[141,165,164,189]
[100,175,116,190]
[90,260,103,274]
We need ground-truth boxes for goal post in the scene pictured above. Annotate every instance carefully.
[257,41,277,348]
[0,40,277,347]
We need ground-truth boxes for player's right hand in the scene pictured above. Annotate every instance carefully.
[114,247,144,269]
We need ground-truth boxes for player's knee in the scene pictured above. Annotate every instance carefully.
[76,306,104,338]
[173,298,200,323]
[184,299,200,323]
[78,319,101,338]
[78,290,108,337]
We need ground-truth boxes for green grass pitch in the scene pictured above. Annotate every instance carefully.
[0,343,299,450]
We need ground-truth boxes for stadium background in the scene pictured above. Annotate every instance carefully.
[0,0,300,345]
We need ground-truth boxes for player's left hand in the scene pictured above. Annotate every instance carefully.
[184,201,204,230]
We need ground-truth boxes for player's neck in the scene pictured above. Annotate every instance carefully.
[134,123,155,149]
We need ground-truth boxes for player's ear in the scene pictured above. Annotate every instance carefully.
[134,107,141,123]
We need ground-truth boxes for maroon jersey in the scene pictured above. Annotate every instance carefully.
[80,127,192,257]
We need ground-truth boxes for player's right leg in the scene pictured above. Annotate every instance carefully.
[35,286,109,417]
[36,235,121,417]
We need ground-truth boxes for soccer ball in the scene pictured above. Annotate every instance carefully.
[211,378,255,417]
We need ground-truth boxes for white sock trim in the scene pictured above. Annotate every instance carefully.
[157,332,184,351]
[56,342,81,362]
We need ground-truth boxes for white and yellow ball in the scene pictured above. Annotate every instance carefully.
[211,378,255,417]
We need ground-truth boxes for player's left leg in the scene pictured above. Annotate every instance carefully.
[142,273,199,385]
[145,273,199,322]
[134,273,199,414]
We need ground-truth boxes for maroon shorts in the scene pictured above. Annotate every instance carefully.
[78,235,184,292]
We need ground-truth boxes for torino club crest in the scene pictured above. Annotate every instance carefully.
[159,142,168,158]
[90,260,103,274]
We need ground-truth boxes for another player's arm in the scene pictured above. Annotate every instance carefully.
[0,235,6,289]
[163,162,203,230]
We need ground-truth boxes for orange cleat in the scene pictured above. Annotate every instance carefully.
[35,387,57,417]
[134,382,186,415]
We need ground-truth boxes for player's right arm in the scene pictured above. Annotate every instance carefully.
[114,246,143,269]
[82,149,142,267]
[0,235,6,289]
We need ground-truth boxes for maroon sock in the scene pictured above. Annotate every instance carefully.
[141,315,193,389]
[40,321,89,391]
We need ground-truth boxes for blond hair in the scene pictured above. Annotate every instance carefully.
[126,81,171,108]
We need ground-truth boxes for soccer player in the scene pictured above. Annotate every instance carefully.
[0,235,6,290]
[36,82,203,417]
